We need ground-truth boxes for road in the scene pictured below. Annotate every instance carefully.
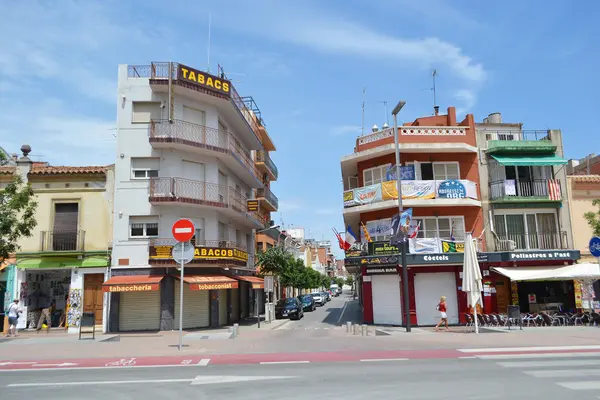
[274,293,352,333]
[2,352,600,399]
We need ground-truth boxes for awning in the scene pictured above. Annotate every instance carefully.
[491,264,600,281]
[17,256,109,269]
[177,275,239,290]
[491,154,568,166]
[102,275,165,292]
[234,275,265,289]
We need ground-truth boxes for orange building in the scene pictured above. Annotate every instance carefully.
[341,106,483,326]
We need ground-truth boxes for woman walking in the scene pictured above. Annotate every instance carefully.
[434,296,451,332]
[6,299,21,337]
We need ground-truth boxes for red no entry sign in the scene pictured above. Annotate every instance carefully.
[172,219,195,242]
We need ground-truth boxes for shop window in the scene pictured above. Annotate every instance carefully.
[129,216,159,238]
[362,164,390,187]
[131,158,159,179]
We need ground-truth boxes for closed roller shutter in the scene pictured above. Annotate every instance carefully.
[231,288,240,322]
[119,291,161,332]
[371,275,403,325]
[414,272,459,326]
[218,289,228,326]
[174,280,210,329]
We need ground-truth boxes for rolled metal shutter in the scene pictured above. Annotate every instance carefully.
[173,280,209,329]
[231,288,240,322]
[119,291,161,331]
[218,289,227,326]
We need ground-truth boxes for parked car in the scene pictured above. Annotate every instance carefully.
[310,292,325,306]
[298,294,316,311]
[322,291,331,302]
[275,298,304,320]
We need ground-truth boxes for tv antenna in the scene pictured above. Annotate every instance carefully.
[361,87,366,136]
[374,101,389,126]
[207,12,212,73]
[432,69,438,111]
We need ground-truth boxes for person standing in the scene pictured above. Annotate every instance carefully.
[434,296,451,332]
[37,293,52,332]
[6,299,21,337]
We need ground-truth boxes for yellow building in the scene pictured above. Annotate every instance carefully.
[1,147,114,333]
[566,175,600,263]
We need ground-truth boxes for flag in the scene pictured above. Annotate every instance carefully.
[345,226,357,248]
[390,208,413,244]
[548,179,561,201]
[450,219,455,241]
[361,222,372,243]
[408,221,421,239]
[332,228,349,251]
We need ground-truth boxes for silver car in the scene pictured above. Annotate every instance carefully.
[310,292,324,306]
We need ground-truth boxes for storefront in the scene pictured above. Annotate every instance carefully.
[14,256,109,333]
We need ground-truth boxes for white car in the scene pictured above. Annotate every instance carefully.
[310,292,324,306]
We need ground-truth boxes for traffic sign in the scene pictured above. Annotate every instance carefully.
[589,237,600,257]
[173,242,195,264]
[172,219,195,242]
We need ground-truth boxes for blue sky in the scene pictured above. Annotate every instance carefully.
[1,1,598,258]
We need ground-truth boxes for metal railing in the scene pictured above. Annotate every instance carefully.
[149,177,247,213]
[149,119,262,182]
[490,179,561,200]
[40,230,85,251]
[255,150,278,179]
[494,231,569,251]
[256,186,279,210]
[483,130,551,141]
[248,210,270,228]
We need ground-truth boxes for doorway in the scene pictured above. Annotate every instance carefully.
[84,274,104,326]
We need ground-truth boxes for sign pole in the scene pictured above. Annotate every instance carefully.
[179,242,184,351]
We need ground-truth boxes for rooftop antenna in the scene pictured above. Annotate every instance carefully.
[432,69,438,113]
[361,87,366,136]
[374,101,390,126]
[207,12,212,73]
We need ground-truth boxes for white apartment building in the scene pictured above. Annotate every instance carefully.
[106,62,273,332]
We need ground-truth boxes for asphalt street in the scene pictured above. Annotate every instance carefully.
[3,352,600,399]
[274,293,353,332]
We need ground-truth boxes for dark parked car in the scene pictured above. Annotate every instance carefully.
[275,298,304,320]
[322,291,331,302]
[310,292,324,306]
[298,294,316,311]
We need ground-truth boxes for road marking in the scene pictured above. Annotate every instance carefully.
[477,352,600,360]
[497,360,600,368]
[524,369,600,378]
[359,358,409,362]
[0,362,36,366]
[259,361,310,365]
[190,375,294,385]
[1,363,213,373]
[336,300,350,325]
[7,378,194,388]
[557,381,600,390]
[197,359,210,366]
[458,356,478,359]
[459,345,600,353]
[33,363,78,367]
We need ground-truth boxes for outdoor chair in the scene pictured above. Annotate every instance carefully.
[494,314,508,327]
[540,312,561,326]
[464,314,474,332]
[477,313,487,327]
[591,313,600,327]
[522,314,539,327]
[572,313,586,326]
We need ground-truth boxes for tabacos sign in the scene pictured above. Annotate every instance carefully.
[178,64,231,97]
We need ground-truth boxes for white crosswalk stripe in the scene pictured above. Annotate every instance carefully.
[483,352,600,394]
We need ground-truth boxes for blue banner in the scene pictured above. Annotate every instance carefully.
[386,165,415,181]
[437,180,467,199]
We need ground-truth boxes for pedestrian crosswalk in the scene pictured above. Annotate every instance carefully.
[480,352,600,394]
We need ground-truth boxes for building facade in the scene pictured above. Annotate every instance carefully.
[1,146,113,333]
[342,106,484,326]
[107,62,273,332]
[475,113,580,315]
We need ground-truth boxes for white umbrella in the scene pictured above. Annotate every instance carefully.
[461,232,483,333]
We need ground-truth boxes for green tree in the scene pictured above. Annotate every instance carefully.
[0,153,38,260]
[256,246,290,276]
[345,275,354,287]
[320,274,331,290]
[335,277,345,288]
[584,199,600,237]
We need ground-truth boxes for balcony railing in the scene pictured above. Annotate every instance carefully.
[490,179,562,201]
[494,231,569,251]
[255,150,278,179]
[256,186,279,210]
[248,210,271,228]
[483,130,551,142]
[149,177,247,214]
[40,230,85,251]
[149,119,262,183]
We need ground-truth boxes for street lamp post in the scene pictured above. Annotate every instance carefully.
[392,100,411,333]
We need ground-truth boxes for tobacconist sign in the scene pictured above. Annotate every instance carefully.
[177,63,231,97]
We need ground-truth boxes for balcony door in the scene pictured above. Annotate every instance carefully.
[504,166,552,197]
[182,160,205,201]
[218,170,227,203]
[494,213,559,250]
[218,120,228,149]
[53,203,79,251]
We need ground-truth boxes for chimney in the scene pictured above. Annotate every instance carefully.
[16,144,33,183]
[434,106,439,116]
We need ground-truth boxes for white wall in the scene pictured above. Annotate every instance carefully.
[67,267,108,334]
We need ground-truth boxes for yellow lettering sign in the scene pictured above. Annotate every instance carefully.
[177,63,231,97]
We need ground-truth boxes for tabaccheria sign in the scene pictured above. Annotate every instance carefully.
[178,64,231,97]
[102,284,158,293]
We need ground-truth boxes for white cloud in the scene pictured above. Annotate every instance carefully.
[454,89,477,117]
[330,125,362,136]
[278,200,303,213]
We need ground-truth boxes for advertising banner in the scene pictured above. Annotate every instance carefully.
[441,240,465,253]
[574,280,583,308]
[382,180,436,200]
[386,165,415,181]
[343,190,356,207]
[436,180,478,200]
[353,183,382,205]
[408,238,441,254]
[364,219,393,241]
[369,241,399,256]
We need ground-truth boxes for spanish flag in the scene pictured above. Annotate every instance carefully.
[361,222,372,243]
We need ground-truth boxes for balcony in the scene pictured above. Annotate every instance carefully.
[149,177,264,229]
[255,150,278,181]
[149,120,263,188]
[40,230,85,252]
[483,130,557,154]
[490,179,562,203]
[256,186,279,211]
[493,231,569,251]
[343,179,480,215]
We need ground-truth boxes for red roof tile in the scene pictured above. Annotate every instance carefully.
[29,165,107,175]
[0,166,15,175]
[570,175,600,183]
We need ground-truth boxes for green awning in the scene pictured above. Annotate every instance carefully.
[16,256,109,269]
[491,154,568,166]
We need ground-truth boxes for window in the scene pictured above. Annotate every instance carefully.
[432,162,460,180]
[236,229,243,247]
[190,218,205,246]
[131,158,159,179]
[129,216,159,238]
[132,102,161,123]
[364,218,392,242]
[412,217,465,240]
[494,213,558,250]
[218,222,228,241]
[363,164,390,186]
